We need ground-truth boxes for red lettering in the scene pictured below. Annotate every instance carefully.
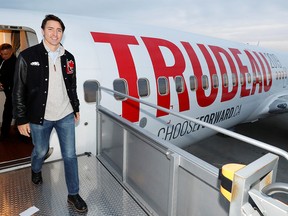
[229,48,250,97]
[91,32,273,124]
[259,53,273,92]
[142,37,189,117]
[182,42,218,107]
[185,43,218,107]
[253,51,272,93]
[91,32,140,122]
[209,46,238,102]
[244,50,262,95]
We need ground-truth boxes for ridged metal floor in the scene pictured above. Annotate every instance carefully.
[0,155,148,216]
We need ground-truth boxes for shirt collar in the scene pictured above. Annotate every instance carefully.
[43,42,65,64]
[43,41,65,56]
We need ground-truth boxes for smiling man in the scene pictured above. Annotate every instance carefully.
[12,14,87,213]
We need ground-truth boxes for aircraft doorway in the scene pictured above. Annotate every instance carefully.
[0,25,38,169]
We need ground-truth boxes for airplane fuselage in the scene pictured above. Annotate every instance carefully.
[1,9,287,161]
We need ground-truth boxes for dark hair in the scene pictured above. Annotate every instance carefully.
[41,14,65,32]
[0,43,13,51]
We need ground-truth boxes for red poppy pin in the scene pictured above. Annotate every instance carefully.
[66,60,75,74]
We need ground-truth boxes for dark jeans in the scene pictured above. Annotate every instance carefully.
[30,113,79,195]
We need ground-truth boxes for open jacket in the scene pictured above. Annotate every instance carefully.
[13,42,80,125]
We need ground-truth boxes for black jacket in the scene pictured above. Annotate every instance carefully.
[13,42,80,125]
[0,54,17,93]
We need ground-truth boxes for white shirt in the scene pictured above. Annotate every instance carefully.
[43,43,73,121]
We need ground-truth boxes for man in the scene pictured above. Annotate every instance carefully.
[0,43,17,139]
[13,14,87,213]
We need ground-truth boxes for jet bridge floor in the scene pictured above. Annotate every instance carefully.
[0,155,148,216]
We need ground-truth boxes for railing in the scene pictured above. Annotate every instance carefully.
[94,84,288,216]
[99,86,288,161]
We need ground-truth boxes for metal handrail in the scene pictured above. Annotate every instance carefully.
[98,86,288,161]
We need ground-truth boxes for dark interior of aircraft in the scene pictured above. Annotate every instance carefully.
[0,128,33,169]
[0,26,38,169]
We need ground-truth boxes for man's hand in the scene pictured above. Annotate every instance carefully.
[17,123,31,137]
[75,112,80,122]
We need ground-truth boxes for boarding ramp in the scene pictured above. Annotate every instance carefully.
[92,84,288,216]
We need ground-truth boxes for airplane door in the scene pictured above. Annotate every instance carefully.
[0,25,38,123]
[0,25,38,167]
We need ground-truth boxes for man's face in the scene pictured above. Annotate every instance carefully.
[0,49,13,60]
[42,20,63,49]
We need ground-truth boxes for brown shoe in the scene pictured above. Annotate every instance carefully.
[68,194,88,213]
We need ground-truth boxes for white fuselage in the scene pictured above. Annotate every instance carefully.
[1,9,287,162]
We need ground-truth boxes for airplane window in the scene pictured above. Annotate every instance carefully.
[246,73,252,84]
[175,76,184,93]
[222,73,228,88]
[258,72,262,83]
[202,75,209,90]
[232,73,237,86]
[83,80,100,103]
[158,77,169,95]
[212,74,219,88]
[190,76,198,91]
[240,73,244,86]
[267,73,272,82]
[113,79,128,100]
[138,78,150,97]
[253,72,257,83]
